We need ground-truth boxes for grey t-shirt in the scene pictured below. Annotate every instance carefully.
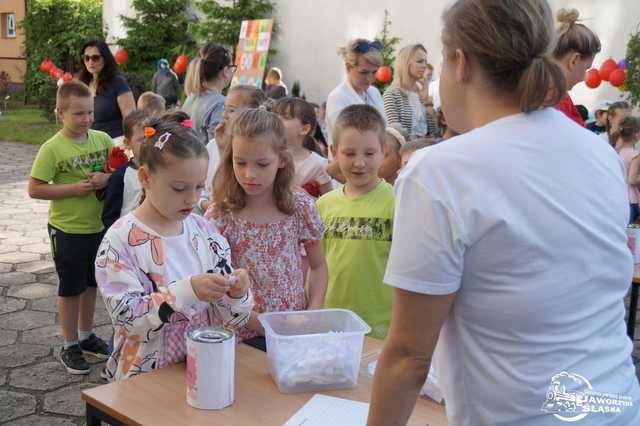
[182,89,225,145]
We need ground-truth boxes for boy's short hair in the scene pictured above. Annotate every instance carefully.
[123,110,150,139]
[333,104,386,147]
[137,91,166,115]
[56,80,91,111]
[399,138,436,156]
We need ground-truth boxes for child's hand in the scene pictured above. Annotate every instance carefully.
[227,269,251,299]
[191,273,231,302]
[73,180,95,197]
[87,172,111,190]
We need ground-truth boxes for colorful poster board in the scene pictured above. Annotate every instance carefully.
[231,19,273,88]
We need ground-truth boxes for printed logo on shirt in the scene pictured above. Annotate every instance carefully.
[323,217,392,242]
[540,371,634,421]
[58,149,109,173]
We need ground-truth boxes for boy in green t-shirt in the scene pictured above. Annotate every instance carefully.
[317,104,394,339]
[28,81,114,374]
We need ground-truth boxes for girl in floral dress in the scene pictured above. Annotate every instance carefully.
[206,108,327,340]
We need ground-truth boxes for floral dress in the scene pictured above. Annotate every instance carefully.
[205,191,324,340]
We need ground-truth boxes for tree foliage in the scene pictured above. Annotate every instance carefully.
[20,0,102,119]
[191,0,275,57]
[373,9,401,92]
[118,0,197,83]
[626,24,640,107]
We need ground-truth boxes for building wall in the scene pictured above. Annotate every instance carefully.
[0,0,26,84]
[269,0,640,111]
[103,0,640,112]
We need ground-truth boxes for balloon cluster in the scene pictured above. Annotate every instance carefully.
[173,54,189,76]
[39,58,72,82]
[585,58,628,89]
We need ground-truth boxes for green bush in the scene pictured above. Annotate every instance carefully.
[117,0,196,84]
[191,0,276,57]
[373,9,401,93]
[20,0,103,120]
[626,25,640,107]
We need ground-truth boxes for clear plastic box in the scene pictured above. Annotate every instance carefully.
[258,309,371,394]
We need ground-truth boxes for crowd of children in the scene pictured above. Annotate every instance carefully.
[27,5,637,387]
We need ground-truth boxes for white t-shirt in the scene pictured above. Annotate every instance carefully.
[294,151,331,188]
[325,78,385,146]
[121,167,142,217]
[428,79,440,110]
[197,139,222,212]
[386,108,640,425]
[163,226,203,283]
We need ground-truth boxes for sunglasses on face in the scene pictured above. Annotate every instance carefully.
[353,40,383,54]
[83,54,102,63]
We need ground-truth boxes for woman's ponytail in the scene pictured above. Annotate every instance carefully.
[517,56,567,113]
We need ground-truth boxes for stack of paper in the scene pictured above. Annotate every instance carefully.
[284,394,370,426]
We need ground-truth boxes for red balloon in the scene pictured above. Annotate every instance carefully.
[173,61,187,76]
[62,72,73,82]
[585,68,601,89]
[176,54,189,66]
[609,69,626,87]
[115,48,129,65]
[376,66,393,83]
[599,58,618,82]
[39,59,53,73]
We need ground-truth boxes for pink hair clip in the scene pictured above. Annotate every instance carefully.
[154,132,172,150]
[182,119,193,128]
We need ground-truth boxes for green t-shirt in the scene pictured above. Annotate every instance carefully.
[317,180,394,339]
[30,130,114,234]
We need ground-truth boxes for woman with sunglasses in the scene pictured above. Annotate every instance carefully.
[79,40,136,140]
[325,39,386,147]
[182,42,237,145]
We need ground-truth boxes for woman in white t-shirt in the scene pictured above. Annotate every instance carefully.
[368,1,640,425]
[325,38,386,147]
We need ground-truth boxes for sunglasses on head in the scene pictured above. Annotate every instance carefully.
[83,54,102,63]
[353,40,383,54]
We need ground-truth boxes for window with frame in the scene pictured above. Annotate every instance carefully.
[1,13,16,38]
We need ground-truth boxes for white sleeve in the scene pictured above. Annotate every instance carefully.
[384,174,466,295]
[326,90,349,145]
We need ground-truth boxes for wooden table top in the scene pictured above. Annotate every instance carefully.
[82,337,447,426]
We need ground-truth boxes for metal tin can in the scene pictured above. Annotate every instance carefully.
[186,326,235,410]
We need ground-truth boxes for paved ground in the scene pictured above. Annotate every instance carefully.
[0,142,111,425]
[0,140,639,425]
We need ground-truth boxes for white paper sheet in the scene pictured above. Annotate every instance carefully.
[283,394,370,426]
